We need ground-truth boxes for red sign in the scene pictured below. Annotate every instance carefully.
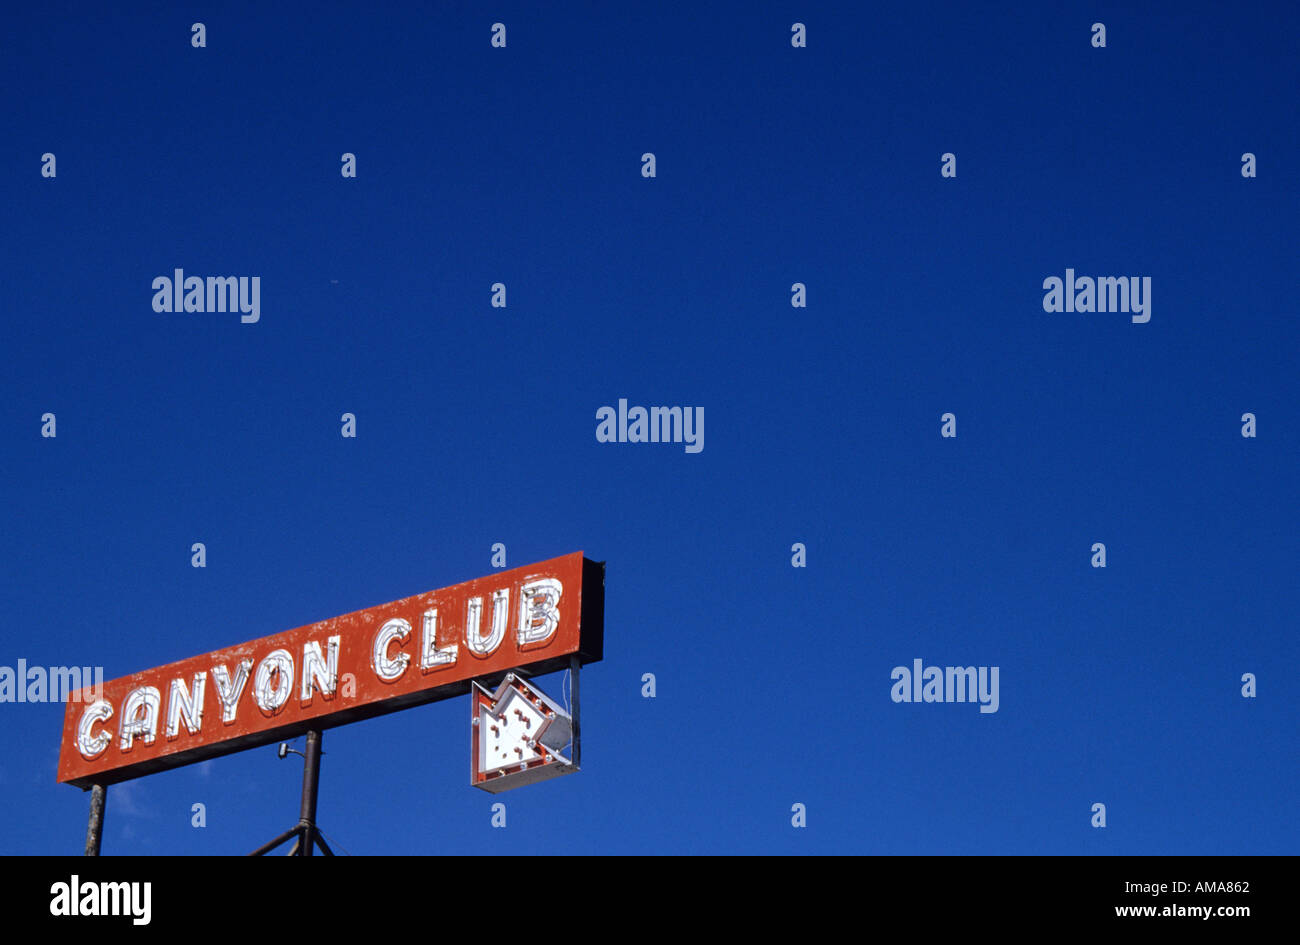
[58,553,604,788]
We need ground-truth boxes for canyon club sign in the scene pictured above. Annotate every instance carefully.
[58,553,604,789]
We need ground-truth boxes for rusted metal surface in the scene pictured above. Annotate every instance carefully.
[83,783,106,856]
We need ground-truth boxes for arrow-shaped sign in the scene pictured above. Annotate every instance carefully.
[471,674,575,793]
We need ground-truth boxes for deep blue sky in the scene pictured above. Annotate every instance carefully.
[2,2,1296,854]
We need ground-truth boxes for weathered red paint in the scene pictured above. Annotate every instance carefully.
[58,552,603,788]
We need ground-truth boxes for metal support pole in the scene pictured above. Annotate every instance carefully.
[569,655,581,770]
[298,729,323,856]
[249,730,330,855]
[84,783,107,856]
[249,824,301,857]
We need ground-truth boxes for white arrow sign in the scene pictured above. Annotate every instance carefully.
[471,674,575,793]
